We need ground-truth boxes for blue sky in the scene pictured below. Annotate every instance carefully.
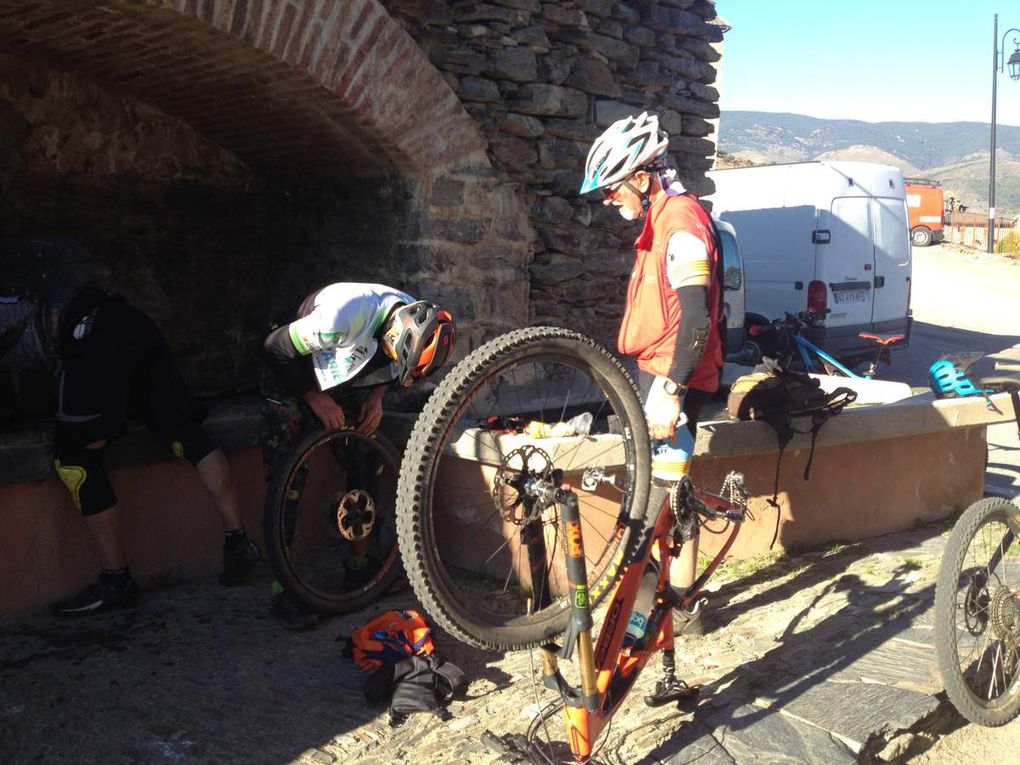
[716,0,1020,126]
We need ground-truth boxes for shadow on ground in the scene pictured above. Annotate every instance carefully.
[0,567,511,764]
[598,523,952,764]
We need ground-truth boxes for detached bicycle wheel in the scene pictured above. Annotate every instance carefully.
[264,426,402,614]
[396,327,651,650]
[934,497,1020,726]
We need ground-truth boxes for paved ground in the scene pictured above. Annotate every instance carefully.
[897,245,1020,497]
[0,516,1001,765]
[3,243,1019,764]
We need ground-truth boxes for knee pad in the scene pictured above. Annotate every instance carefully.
[168,420,215,466]
[54,445,116,516]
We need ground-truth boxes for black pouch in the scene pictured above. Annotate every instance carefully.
[387,655,467,727]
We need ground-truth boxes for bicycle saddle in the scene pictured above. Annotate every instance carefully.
[857,332,905,346]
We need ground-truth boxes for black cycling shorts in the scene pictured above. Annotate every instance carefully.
[53,295,214,464]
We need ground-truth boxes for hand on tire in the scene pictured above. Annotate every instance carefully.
[303,390,345,430]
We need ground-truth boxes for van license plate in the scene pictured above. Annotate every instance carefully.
[833,289,867,305]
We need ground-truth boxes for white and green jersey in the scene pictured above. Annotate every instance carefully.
[288,283,412,391]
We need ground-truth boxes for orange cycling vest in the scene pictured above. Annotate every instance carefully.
[617,193,724,392]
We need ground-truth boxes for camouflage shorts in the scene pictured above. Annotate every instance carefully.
[258,367,364,481]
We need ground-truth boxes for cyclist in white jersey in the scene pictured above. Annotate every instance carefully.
[260,283,456,629]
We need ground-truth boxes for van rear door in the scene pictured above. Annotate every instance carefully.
[818,196,873,328]
[871,196,911,327]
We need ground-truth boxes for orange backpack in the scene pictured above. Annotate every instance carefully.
[347,609,435,671]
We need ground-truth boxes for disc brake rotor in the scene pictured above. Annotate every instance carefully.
[963,571,991,636]
[492,444,554,525]
[337,489,376,542]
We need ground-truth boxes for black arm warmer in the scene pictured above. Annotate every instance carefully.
[666,284,712,385]
[263,325,316,398]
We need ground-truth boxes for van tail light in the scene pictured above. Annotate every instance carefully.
[808,280,827,314]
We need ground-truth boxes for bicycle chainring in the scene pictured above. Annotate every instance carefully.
[492,445,554,525]
[336,489,377,542]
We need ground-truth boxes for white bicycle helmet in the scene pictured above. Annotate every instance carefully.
[579,112,670,195]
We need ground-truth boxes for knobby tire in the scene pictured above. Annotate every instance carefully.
[396,327,651,650]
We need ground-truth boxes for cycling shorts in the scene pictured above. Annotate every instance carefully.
[638,372,712,477]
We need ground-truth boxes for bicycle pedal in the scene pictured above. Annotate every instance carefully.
[643,679,700,708]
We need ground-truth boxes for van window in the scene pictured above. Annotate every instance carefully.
[874,198,911,266]
[720,229,742,291]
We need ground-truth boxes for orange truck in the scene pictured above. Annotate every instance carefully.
[904,178,945,246]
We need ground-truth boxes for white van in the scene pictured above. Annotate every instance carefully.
[706,161,912,361]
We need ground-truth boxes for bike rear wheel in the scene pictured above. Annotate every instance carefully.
[264,427,403,614]
[396,327,651,650]
[934,497,1020,726]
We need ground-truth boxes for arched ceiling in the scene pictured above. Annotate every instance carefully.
[0,0,488,177]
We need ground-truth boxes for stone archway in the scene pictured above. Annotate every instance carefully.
[0,0,534,396]
[0,0,489,176]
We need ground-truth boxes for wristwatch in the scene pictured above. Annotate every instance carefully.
[662,378,681,396]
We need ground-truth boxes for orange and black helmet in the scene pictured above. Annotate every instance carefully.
[390,301,456,387]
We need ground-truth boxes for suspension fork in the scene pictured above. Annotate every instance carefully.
[539,488,599,708]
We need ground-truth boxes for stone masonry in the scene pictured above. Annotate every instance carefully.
[383,0,727,346]
[0,1,724,413]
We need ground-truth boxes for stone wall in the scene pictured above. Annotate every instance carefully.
[383,0,725,346]
[0,55,419,402]
[0,0,724,423]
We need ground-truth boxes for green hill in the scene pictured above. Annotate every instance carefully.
[718,111,1020,215]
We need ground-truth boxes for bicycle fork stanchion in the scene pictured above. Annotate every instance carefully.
[523,485,603,765]
[540,486,600,712]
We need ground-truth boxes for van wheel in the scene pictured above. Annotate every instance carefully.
[911,226,933,247]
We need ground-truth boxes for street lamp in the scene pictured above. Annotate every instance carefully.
[988,13,1020,253]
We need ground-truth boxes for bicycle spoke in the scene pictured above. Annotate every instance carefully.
[396,329,650,649]
[939,502,1020,722]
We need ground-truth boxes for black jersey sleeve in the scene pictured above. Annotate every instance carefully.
[666,284,712,386]
[263,324,316,397]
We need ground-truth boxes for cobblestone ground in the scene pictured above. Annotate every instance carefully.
[0,518,981,764]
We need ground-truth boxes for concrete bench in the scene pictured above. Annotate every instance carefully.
[427,391,1016,566]
[1,389,1012,619]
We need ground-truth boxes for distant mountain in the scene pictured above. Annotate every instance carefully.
[718,111,1020,215]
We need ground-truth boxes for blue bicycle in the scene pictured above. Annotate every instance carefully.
[748,309,905,379]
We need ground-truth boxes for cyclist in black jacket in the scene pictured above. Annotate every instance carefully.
[1,237,258,616]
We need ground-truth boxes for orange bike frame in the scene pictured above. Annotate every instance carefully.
[548,483,743,763]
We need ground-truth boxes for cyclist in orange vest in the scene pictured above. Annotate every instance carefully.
[581,112,725,636]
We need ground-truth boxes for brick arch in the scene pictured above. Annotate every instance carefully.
[0,0,488,177]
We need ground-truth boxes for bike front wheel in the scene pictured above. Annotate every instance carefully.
[934,497,1020,726]
[396,327,651,650]
[264,427,403,614]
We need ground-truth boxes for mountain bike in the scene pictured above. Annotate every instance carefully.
[264,425,403,613]
[395,327,750,763]
[749,309,905,379]
[933,373,1020,727]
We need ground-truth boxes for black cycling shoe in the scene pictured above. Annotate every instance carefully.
[643,675,700,708]
[673,597,709,637]
[270,590,319,632]
[51,576,139,616]
[219,538,260,586]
